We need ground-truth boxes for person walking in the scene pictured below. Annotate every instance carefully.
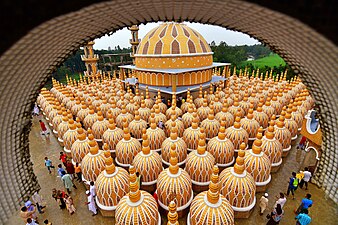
[303,167,312,190]
[266,204,284,225]
[274,193,287,209]
[44,157,55,174]
[287,172,298,199]
[57,190,66,210]
[59,152,67,166]
[65,160,75,179]
[158,120,164,129]
[61,171,77,194]
[85,190,98,216]
[296,194,313,214]
[26,218,39,225]
[33,104,40,116]
[295,209,312,225]
[297,171,304,190]
[20,206,36,223]
[259,193,269,215]
[64,194,76,215]
[57,164,65,178]
[74,163,82,182]
[89,181,96,198]
[39,120,50,136]
[44,219,52,225]
[32,191,45,214]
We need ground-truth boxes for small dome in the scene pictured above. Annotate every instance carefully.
[275,114,292,153]
[215,102,234,128]
[63,119,78,153]
[76,102,89,121]
[224,113,249,152]
[219,150,256,214]
[165,110,184,137]
[95,150,129,212]
[262,98,276,119]
[188,166,235,225]
[182,103,197,129]
[157,144,193,214]
[126,95,138,115]
[194,86,204,108]
[116,104,134,129]
[228,97,245,118]
[180,89,193,114]
[261,121,283,169]
[146,114,166,153]
[144,87,155,108]
[102,115,123,154]
[92,96,102,109]
[115,118,142,168]
[213,94,223,114]
[71,99,82,116]
[270,94,282,116]
[185,132,215,191]
[207,86,215,103]
[166,96,183,119]
[244,133,272,189]
[133,87,142,104]
[81,139,106,183]
[115,166,160,225]
[99,97,111,118]
[207,120,235,168]
[138,99,151,121]
[183,113,202,152]
[239,93,250,115]
[197,94,211,121]
[92,111,109,141]
[108,99,122,120]
[240,105,260,140]
[151,104,167,125]
[154,91,168,114]
[116,95,129,109]
[83,106,98,130]
[290,103,303,130]
[71,128,91,164]
[129,111,147,140]
[57,112,70,142]
[253,101,269,129]
[133,130,163,188]
[162,122,187,167]
[201,107,220,140]
[284,108,298,140]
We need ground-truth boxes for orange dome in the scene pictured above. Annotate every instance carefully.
[165,110,184,137]
[63,119,78,153]
[146,114,166,153]
[102,116,123,155]
[200,107,220,140]
[128,111,147,140]
[91,111,109,141]
[183,113,202,152]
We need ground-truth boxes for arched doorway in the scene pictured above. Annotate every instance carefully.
[0,0,337,221]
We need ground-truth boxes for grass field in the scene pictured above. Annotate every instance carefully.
[240,54,286,68]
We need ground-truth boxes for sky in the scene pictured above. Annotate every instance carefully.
[94,22,259,50]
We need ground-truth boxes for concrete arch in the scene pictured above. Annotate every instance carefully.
[0,0,337,221]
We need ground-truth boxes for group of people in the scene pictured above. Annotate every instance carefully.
[258,169,313,225]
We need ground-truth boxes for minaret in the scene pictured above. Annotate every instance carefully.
[129,25,140,64]
[81,41,100,78]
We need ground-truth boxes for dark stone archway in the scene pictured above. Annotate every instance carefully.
[0,0,337,221]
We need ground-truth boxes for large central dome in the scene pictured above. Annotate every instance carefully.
[136,22,212,56]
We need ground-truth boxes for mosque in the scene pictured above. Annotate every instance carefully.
[37,22,318,224]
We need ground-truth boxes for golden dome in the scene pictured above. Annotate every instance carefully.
[129,111,147,140]
[270,94,282,116]
[136,22,211,57]
[262,98,276,119]
[157,144,193,215]
[240,105,260,140]
[83,106,98,130]
[102,115,124,155]
[188,166,234,225]
[161,122,187,167]
[81,139,106,183]
[284,108,298,140]
[152,103,167,125]
[182,103,197,129]
[95,150,129,212]
[275,114,292,154]
[228,97,245,118]
[155,91,168,114]
[213,94,223,114]
[261,121,283,170]
[133,87,142,104]
[215,102,234,128]
[185,132,215,191]
[57,112,70,142]
[165,110,184,137]
[180,89,193,113]
[138,99,151,121]
[71,128,91,164]
[224,113,249,152]
[167,201,179,225]
[166,96,183,119]
[144,86,155,108]
[183,113,202,152]
[115,166,160,225]
[197,95,211,121]
[194,85,204,108]
[207,120,235,169]
[290,103,303,130]
[133,130,163,190]
[207,85,215,103]
[71,99,82,116]
[63,119,78,153]
[244,133,272,190]
[253,101,269,129]
[239,94,251,115]
[146,114,166,153]
[126,95,138,115]
[99,97,111,118]
[219,150,256,214]
[116,104,134,129]
[116,95,129,109]
[91,111,109,141]
[108,99,122,120]
[115,118,142,168]
[200,107,220,140]
[76,102,89,121]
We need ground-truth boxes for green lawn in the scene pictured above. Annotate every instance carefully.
[240,54,286,68]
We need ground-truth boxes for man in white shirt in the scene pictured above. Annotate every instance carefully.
[274,192,287,209]
[303,167,312,190]
[89,181,96,198]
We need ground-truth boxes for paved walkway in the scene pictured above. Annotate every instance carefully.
[6,116,338,225]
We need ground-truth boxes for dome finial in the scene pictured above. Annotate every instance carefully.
[170,122,178,140]
[252,128,263,154]
[191,112,199,129]
[217,117,226,140]
[169,143,179,174]
[122,118,131,141]
[207,165,220,204]
[141,129,151,155]
[197,128,206,155]
[234,143,246,174]
[103,144,116,174]
[167,201,179,225]
[89,139,99,155]
[128,165,141,203]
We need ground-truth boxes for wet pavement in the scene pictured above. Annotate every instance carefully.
[5,116,338,225]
